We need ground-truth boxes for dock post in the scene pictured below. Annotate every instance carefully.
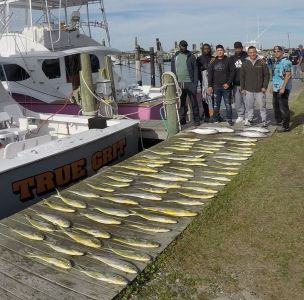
[80,53,97,116]
[105,55,117,101]
[163,73,179,138]
[135,45,142,86]
[149,47,156,87]
[156,38,164,85]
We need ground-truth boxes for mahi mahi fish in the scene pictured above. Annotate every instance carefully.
[27,254,72,269]
[86,183,115,192]
[189,128,218,135]
[129,224,171,233]
[189,180,226,186]
[182,186,218,194]
[93,206,131,217]
[115,192,162,201]
[243,127,270,133]
[141,206,197,217]
[203,170,238,176]
[45,242,85,256]
[104,182,130,188]
[11,228,45,240]
[61,228,102,248]
[164,199,205,206]
[99,196,138,205]
[205,127,234,133]
[43,199,76,213]
[69,190,100,198]
[80,212,121,225]
[113,236,160,248]
[213,155,248,161]
[161,170,194,178]
[137,187,167,194]
[143,173,188,182]
[200,175,231,182]
[177,137,201,142]
[74,226,111,239]
[36,212,71,228]
[109,246,151,262]
[77,266,128,285]
[88,254,138,274]
[114,169,139,176]
[217,152,252,157]
[55,189,87,208]
[177,161,208,167]
[178,192,216,199]
[215,159,241,166]
[130,210,177,224]
[219,136,258,142]
[105,175,134,183]
[168,166,194,173]
[24,214,56,232]
[142,181,182,189]
[120,165,158,173]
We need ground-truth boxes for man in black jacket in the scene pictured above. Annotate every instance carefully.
[231,41,248,123]
[208,44,235,125]
[197,43,214,122]
[171,40,200,126]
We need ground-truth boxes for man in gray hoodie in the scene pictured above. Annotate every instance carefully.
[240,46,270,127]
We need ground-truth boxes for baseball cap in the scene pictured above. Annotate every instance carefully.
[216,44,224,50]
[179,40,188,47]
[234,41,243,48]
[273,45,283,51]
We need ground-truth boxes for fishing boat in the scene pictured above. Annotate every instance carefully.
[0,0,141,217]
[0,0,163,120]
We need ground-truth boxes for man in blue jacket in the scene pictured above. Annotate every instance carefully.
[272,45,292,132]
[171,40,200,126]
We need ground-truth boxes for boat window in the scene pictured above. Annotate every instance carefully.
[90,54,100,73]
[0,64,30,81]
[42,59,61,79]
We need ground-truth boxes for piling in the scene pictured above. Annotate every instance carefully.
[149,47,156,87]
[135,45,142,86]
[162,72,179,138]
[80,53,97,116]
[105,55,117,100]
[156,38,164,85]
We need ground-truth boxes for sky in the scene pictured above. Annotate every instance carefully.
[98,0,304,51]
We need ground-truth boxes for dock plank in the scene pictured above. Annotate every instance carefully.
[0,287,22,300]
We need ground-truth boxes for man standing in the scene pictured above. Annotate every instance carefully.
[197,43,214,122]
[272,45,292,132]
[171,40,200,126]
[208,44,235,125]
[289,48,301,80]
[240,46,270,127]
[231,42,248,123]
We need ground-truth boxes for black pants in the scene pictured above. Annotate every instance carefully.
[272,90,290,128]
[179,84,200,124]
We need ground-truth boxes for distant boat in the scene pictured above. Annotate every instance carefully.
[140,56,151,63]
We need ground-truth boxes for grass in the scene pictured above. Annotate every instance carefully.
[116,90,304,300]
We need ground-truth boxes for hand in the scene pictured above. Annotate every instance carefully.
[241,90,246,96]
[279,87,285,95]
[261,88,267,94]
[223,83,229,89]
[207,87,213,95]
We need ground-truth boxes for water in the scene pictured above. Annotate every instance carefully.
[114,62,171,87]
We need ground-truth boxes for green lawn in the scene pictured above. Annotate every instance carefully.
[117,90,304,300]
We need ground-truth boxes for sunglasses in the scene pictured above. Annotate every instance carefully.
[273,50,282,53]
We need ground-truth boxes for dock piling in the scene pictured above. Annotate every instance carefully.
[135,45,142,86]
[149,47,156,87]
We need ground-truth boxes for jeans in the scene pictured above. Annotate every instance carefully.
[291,65,301,79]
[179,82,200,123]
[233,86,245,119]
[213,87,232,121]
[272,90,290,128]
[244,91,267,122]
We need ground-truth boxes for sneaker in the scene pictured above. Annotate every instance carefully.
[235,117,244,124]
[244,119,253,126]
[276,126,289,132]
[261,121,268,128]
[227,120,233,126]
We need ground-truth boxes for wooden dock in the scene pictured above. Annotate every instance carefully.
[0,129,274,300]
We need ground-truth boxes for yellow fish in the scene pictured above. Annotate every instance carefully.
[45,242,85,256]
[86,183,115,193]
[27,254,72,269]
[178,192,215,199]
[55,189,87,208]
[12,229,45,240]
[24,214,56,232]
[141,206,197,217]
[120,165,157,173]
[43,199,76,213]
[109,246,151,262]
[130,210,177,224]
[105,175,133,183]
[61,228,102,248]
[113,236,160,248]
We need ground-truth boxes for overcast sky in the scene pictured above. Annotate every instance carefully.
[100,0,303,51]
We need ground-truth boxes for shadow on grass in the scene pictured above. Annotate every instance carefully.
[290,111,304,130]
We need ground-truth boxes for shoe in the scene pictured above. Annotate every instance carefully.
[244,119,253,126]
[194,121,201,126]
[227,120,233,126]
[276,126,289,132]
[235,117,244,124]
[261,121,268,128]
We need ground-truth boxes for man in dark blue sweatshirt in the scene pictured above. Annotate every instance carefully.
[208,44,235,125]
[171,40,200,126]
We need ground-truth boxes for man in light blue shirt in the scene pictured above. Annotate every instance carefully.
[272,45,292,132]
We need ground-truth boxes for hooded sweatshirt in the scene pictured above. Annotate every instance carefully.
[231,51,248,85]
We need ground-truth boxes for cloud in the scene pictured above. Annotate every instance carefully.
[97,0,304,51]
